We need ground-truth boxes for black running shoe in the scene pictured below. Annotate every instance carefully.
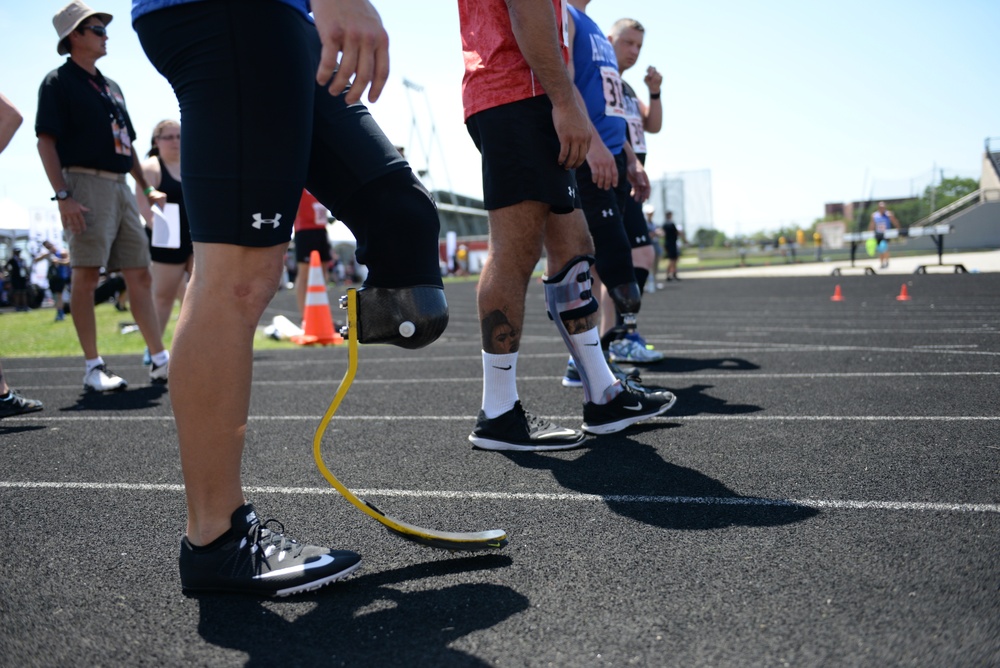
[582,384,676,435]
[179,503,361,597]
[469,401,585,451]
[0,389,43,419]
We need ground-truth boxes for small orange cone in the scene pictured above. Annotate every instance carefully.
[830,285,844,301]
[896,284,911,301]
[292,251,344,345]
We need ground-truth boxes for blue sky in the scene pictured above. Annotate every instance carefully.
[1,1,996,237]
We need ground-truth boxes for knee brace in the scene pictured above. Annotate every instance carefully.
[342,285,449,349]
[543,255,599,324]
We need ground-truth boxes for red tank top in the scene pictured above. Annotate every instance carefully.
[458,0,568,120]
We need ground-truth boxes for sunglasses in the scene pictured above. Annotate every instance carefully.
[78,25,107,37]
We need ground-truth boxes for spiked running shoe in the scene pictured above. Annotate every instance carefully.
[0,389,43,419]
[582,384,676,435]
[608,337,665,364]
[469,400,585,451]
[179,503,362,597]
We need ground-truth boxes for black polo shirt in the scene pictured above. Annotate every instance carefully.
[35,58,137,174]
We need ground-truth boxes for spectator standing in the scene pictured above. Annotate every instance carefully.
[136,119,192,343]
[4,250,30,312]
[35,1,170,391]
[35,239,72,320]
[662,210,684,281]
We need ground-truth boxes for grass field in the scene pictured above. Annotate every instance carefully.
[0,301,296,358]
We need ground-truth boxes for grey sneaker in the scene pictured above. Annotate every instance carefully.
[470,401,585,451]
[83,364,127,392]
[608,338,665,364]
[0,389,43,419]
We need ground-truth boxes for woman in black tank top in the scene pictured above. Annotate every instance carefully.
[136,119,193,341]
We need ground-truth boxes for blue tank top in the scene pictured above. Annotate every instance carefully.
[132,0,310,23]
[872,211,891,233]
[569,6,626,154]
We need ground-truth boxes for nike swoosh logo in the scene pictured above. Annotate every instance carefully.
[584,342,599,346]
[623,402,645,411]
[255,554,336,579]
[492,365,512,370]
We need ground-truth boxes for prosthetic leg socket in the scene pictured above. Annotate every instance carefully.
[340,285,448,349]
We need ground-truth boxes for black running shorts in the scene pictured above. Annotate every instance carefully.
[135,0,407,249]
[466,96,579,214]
[622,196,651,248]
[576,150,630,232]
[294,228,332,264]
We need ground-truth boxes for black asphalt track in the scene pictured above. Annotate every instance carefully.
[1,273,998,667]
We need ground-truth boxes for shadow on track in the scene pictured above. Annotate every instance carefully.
[193,556,526,667]
[502,435,817,531]
[59,385,169,412]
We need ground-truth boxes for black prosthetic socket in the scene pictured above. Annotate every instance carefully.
[346,285,449,349]
[600,281,642,348]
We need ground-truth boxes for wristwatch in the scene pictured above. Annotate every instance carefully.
[51,190,71,201]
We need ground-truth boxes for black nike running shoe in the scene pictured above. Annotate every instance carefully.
[582,384,676,435]
[179,503,361,597]
[469,401,585,451]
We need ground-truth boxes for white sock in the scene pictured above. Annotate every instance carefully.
[151,350,170,367]
[568,329,620,404]
[85,357,104,373]
[481,351,518,418]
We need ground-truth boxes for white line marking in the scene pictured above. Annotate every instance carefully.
[13,370,1000,391]
[1,481,997,514]
[5,414,999,423]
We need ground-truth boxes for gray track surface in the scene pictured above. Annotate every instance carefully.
[2,274,998,667]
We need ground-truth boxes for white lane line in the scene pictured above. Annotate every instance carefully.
[1,481,997,514]
[13,370,1000,391]
[5,414,999,422]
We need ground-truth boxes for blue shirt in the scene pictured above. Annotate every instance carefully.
[569,5,626,155]
[132,0,311,23]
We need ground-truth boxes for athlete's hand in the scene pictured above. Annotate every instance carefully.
[586,141,617,190]
[644,66,662,95]
[628,160,650,202]
[552,98,591,169]
[312,0,389,105]
[58,198,90,236]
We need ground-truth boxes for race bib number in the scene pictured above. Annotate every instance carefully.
[600,66,627,118]
[627,118,646,153]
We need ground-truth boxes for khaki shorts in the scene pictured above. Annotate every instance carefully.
[64,171,151,271]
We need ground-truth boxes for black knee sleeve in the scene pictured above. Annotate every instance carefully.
[588,220,637,290]
[344,285,449,349]
[633,268,649,297]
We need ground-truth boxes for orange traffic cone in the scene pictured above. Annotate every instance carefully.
[830,285,844,302]
[292,251,344,345]
[896,284,911,301]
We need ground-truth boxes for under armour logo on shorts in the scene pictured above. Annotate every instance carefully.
[251,213,282,229]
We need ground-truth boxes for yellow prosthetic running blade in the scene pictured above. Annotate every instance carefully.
[312,288,508,551]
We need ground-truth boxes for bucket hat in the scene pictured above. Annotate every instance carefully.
[53,0,113,55]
